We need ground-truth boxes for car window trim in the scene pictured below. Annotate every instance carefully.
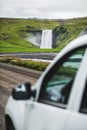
[39,99,66,109]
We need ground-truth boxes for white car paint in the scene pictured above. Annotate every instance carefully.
[5,34,87,130]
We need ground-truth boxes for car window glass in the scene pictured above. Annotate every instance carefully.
[39,47,86,108]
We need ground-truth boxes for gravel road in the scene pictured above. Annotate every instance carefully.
[0,65,40,130]
[0,52,57,60]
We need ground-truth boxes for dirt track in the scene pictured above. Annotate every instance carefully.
[0,65,40,130]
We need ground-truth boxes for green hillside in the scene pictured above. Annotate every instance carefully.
[0,17,87,53]
[53,17,87,50]
[0,18,59,52]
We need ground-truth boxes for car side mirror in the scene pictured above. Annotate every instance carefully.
[12,82,36,100]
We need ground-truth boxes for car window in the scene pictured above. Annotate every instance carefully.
[80,80,87,114]
[39,47,86,108]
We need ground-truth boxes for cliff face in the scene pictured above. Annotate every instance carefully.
[25,24,87,50]
[52,18,87,50]
[52,26,68,48]
[25,30,42,47]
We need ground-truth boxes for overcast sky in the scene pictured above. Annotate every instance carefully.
[0,0,87,19]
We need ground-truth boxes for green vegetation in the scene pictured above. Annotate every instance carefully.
[0,17,87,53]
[58,66,77,77]
[53,17,87,49]
[0,57,49,71]
[0,18,59,52]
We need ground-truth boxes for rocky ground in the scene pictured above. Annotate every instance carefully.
[0,66,39,130]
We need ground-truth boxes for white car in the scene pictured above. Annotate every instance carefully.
[5,34,87,130]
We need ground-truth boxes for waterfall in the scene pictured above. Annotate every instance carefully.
[40,30,52,48]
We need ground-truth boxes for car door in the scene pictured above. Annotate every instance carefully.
[25,46,86,130]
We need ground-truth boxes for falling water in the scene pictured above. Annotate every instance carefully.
[40,30,52,48]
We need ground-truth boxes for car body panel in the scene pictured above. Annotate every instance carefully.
[64,112,87,130]
[5,97,27,130]
[24,101,71,130]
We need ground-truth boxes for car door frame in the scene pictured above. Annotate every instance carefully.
[36,45,87,110]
